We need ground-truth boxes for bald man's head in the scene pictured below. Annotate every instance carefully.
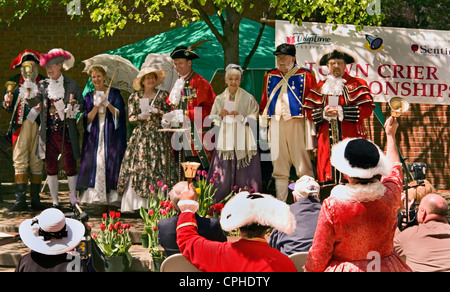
[417,193,448,223]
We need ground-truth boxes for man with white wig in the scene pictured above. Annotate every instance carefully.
[304,47,375,191]
[26,48,83,208]
[176,184,297,272]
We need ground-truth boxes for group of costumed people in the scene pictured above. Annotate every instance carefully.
[3,42,416,272]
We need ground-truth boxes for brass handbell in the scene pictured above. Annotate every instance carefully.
[5,81,17,94]
[22,61,34,79]
[388,97,409,117]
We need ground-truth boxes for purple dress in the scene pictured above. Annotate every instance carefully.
[77,88,127,193]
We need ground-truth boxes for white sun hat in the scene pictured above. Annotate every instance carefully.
[19,208,85,255]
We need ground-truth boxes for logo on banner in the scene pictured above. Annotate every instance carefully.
[365,35,384,51]
[411,44,449,56]
[286,33,332,47]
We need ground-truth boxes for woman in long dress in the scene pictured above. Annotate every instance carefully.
[208,64,262,203]
[118,67,178,213]
[304,116,412,272]
[77,65,127,208]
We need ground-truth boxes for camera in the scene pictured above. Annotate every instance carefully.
[397,162,427,231]
[408,162,427,181]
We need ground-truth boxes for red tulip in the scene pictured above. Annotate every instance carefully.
[100,223,106,231]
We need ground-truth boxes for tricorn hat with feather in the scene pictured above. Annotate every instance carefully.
[170,40,211,60]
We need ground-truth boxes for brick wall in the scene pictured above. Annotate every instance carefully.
[0,3,180,183]
[366,103,450,190]
[0,3,449,190]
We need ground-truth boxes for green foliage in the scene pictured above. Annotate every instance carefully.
[0,0,387,37]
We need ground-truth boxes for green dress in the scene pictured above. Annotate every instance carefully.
[118,90,178,212]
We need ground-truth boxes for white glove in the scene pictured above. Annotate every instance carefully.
[138,111,151,120]
[94,92,105,106]
[168,78,184,106]
[161,111,175,128]
[102,98,110,108]
[64,104,80,119]
[148,106,159,114]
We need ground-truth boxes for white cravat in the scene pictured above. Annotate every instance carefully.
[47,75,65,101]
[168,71,190,105]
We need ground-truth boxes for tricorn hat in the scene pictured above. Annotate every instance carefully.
[220,191,296,234]
[319,48,356,66]
[330,138,391,179]
[10,49,41,70]
[40,48,75,71]
[170,46,199,60]
[170,40,211,60]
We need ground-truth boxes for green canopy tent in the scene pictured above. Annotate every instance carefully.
[83,15,276,102]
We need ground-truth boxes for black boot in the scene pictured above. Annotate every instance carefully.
[9,184,28,211]
[30,183,43,210]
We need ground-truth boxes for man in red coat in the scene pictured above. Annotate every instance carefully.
[167,45,216,169]
[176,184,297,272]
[304,48,374,190]
[2,49,45,211]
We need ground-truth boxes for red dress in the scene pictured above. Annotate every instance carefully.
[304,73,374,186]
[177,212,296,272]
[304,164,412,272]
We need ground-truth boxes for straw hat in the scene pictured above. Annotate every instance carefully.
[132,66,166,91]
[19,208,85,255]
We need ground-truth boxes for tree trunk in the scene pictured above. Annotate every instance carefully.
[221,7,241,67]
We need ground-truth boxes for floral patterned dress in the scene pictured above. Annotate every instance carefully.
[118,90,178,212]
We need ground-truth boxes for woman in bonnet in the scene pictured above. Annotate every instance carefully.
[208,64,262,202]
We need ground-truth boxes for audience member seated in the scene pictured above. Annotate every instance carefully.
[394,193,450,272]
[176,184,297,272]
[15,208,88,272]
[158,181,227,257]
[269,175,321,255]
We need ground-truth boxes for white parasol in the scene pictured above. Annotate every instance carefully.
[142,53,178,93]
[82,54,139,93]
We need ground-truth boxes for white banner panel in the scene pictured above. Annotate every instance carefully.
[276,21,450,105]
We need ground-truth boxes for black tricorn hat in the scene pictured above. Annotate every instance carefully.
[170,46,200,60]
[170,40,212,60]
[273,43,296,57]
[319,49,355,66]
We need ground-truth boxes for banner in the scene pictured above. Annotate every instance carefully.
[276,21,450,105]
